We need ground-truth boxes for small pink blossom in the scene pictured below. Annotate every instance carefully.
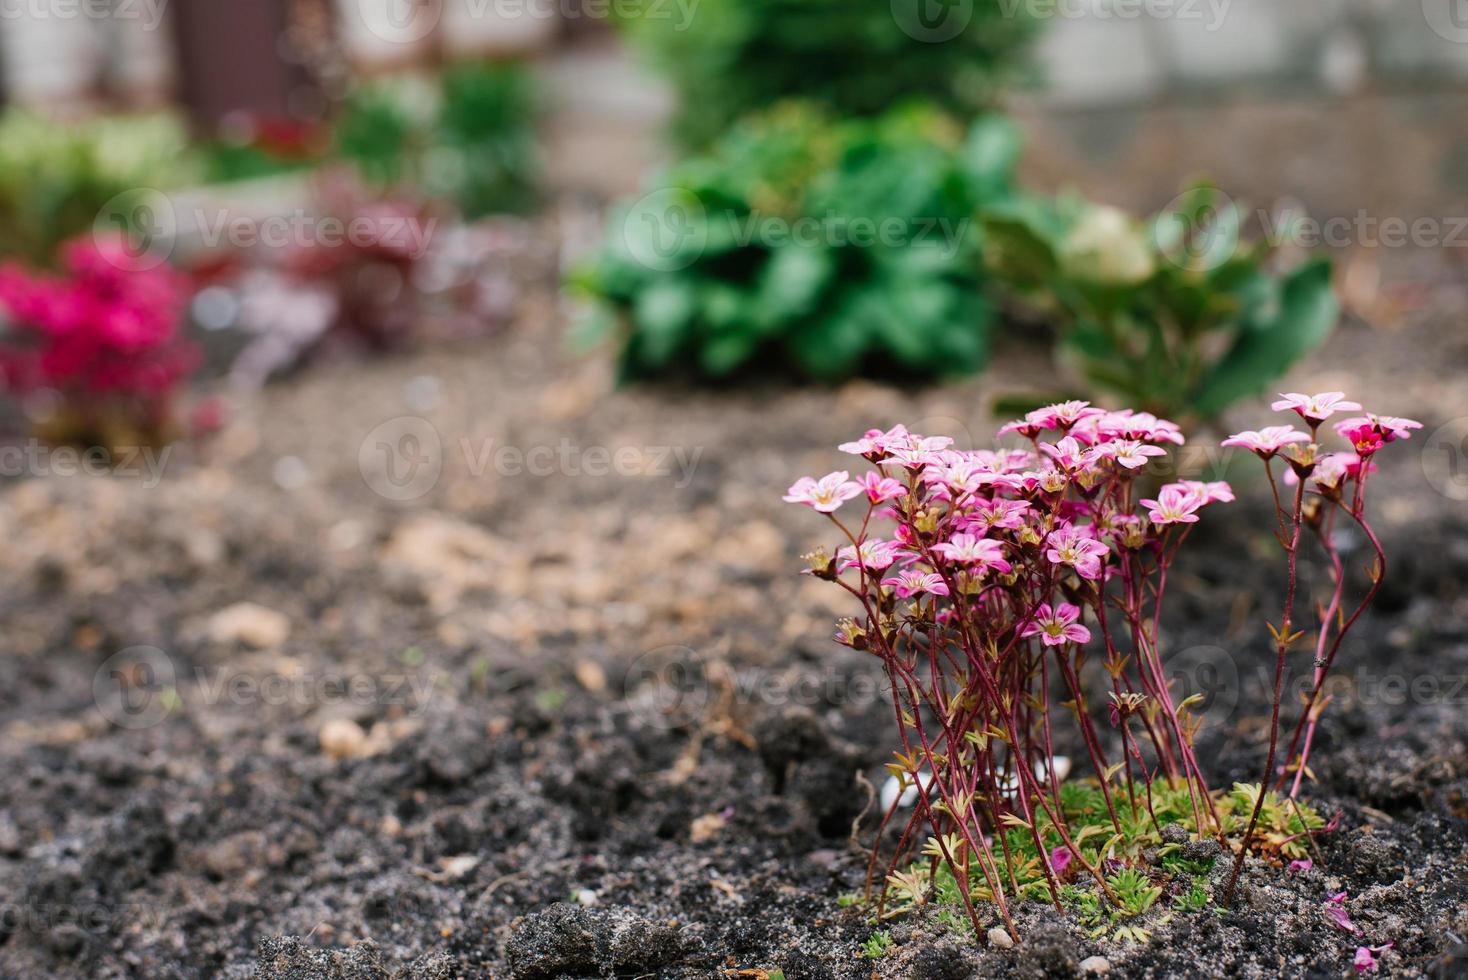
[860,471,906,503]
[1287,859,1312,874]
[1000,401,1104,438]
[1040,436,1093,470]
[1140,484,1203,526]
[1044,527,1109,580]
[839,425,906,457]
[1335,414,1423,455]
[1042,400,1106,431]
[961,498,1032,533]
[1049,846,1074,876]
[932,533,1011,572]
[1176,480,1235,505]
[1221,425,1312,457]
[1271,391,1362,423]
[1096,410,1186,445]
[882,569,950,598]
[783,471,864,513]
[1021,603,1092,647]
[1098,439,1167,470]
[835,539,900,572]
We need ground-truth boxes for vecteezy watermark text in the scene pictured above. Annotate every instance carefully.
[0,0,168,30]
[93,646,438,729]
[623,187,971,271]
[350,0,699,44]
[998,0,1230,29]
[359,416,704,501]
[0,439,170,487]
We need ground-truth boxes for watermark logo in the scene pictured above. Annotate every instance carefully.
[355,0,443,43]
[92,645,439,729]
[892,0,973,43]
[1423,0,1468,43]
[1163,643,1241,726]
[93,187,176,272]
[358,417,704,500]
[623,188,707,272]
[93,646,176,730]
[623,645,710,729]
[620,188,972,272]
[1422,416,1468,502]
[0,0,170,30]
[359,416,443,502]
[997,0,1231,30]
[93,194,439,271]
[1152,188,1240,273]
[0,440,171,487]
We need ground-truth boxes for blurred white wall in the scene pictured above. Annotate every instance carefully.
[0,1,174,106]
[1033,0,1468,106]
[333,0,557,69]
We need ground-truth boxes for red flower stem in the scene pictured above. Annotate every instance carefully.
[1225,467,1305,905]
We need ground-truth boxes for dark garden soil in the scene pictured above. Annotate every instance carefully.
[1,250,1467,979]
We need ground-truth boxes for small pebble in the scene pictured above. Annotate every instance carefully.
[207,602,291,649]
[1080,955,1111,974]
[319,718,367,761]
[988,926,1014,949]
[574,888,598,906]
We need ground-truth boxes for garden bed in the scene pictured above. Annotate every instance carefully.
[0,261,1465,978]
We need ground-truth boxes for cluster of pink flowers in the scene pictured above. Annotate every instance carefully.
[786,391,1412,942]
[0,236,196,420]
[786,403,1231,939]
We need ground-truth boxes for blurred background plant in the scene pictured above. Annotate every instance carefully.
[615,0,1040,149]
[0,111,197,266]
[0,235,198,451]
[568,101,1022,383]
[983,185,1339,426]
[334,61,539,219]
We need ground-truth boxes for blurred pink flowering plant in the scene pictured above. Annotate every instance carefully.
[0,235,196,449]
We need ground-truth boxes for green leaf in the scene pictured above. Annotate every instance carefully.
[758,243,834,321]
[631,277,696,366]
[700,330,761,376]
[980,210,1059,287]
[1189,257,1338,417]
[961,113,1023,201]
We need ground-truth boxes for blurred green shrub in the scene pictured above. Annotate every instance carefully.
[617,0,1040,148]
[569,101,1022,383]
[335,61,538,218]
[0,111,196,266]
[982,184,1338,423]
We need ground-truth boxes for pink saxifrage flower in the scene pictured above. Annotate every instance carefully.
[860,470,906,503]
[1221,425,1312,457]
[1140,484,1203,526]
[931,533,1011,573]
[1097,439,1168,470]
[1021,603,1092,647]
[1176,480,1235,505]
[1271,391,1362,423]
[882,569,950,599]
[835,539,901,572]
[1335,414,1423,456]
[784,471,864,513]
[1044,527,1109,580]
